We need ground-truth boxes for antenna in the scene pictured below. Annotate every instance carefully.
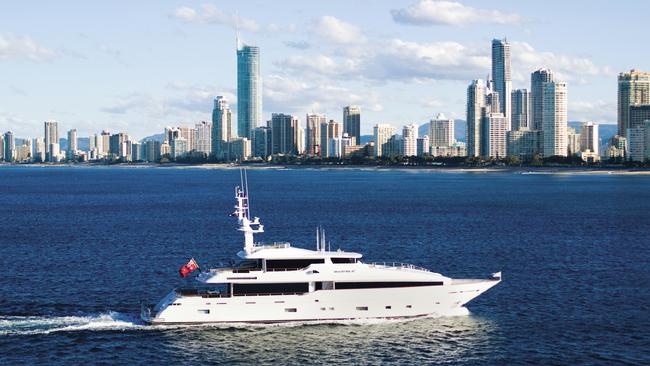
[235,10,241,50]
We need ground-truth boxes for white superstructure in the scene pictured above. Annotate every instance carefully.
[142,172,501,324]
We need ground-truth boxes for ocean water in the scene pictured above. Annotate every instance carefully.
[0,166,649,365]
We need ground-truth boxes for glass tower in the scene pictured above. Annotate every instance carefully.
[237,42,261,139]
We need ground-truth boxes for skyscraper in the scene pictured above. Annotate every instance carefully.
[306,113,327,156]
[481,113,508,158]
[542,81,568,157]
[270,113,300,155]
[530,69,554,131]
[511,89,530,131]
[212,96,232,159]
[373,124,396,158]
[252,126,271,158]
[629,104,650,130]
[343,106,361,145]
[67,129,77,160]
[429,113,454,150]
[579,122,599,154]
[402,123,418,157]
[195,121,212,155]
[237,40,261,138]
[466,80,485,157]
[3,131,15,162]
[320,120,342,158]
[44,120,59,162]
[492,39,511,129]
[618,70,650,137]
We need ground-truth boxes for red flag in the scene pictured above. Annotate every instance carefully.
[179,258,200,278]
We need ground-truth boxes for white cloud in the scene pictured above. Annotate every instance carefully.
[0,32,58,62]
[173,5,260,32]
[391,0,523,26]
[569,100,616,124]
[275,54,360,78]
[311,16,366,45]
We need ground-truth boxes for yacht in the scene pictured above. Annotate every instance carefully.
[141,174,501,324]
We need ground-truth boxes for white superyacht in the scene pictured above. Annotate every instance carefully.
[142,176,501,324]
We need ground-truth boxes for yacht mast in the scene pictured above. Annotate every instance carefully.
[235,169,263,253]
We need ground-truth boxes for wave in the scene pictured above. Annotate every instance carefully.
[0,311,147,335]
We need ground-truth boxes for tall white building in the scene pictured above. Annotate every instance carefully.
[492,39,512,128]
[402,123,418,157]
[466,80,485,157]
[171,137,188,159]
[429,113,454,150]
[44,120,59,162]
[320,120,342,158]
[482,113,508,158]
[542,81,568,157]
[373,124,396,158]
[195,121,212,155]
[212,96,232,159]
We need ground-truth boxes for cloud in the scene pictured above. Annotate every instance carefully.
[173,5,260,32]
[311,16,366,45]
[275,54,360,78]
[264,74,383,118]
[391,1,523,26]
[569,100,616,124]
[284,40,311,50]
[511,41,609,82]
[0,32,58,62]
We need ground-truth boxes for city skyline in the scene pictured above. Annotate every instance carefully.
[1,0,645,140]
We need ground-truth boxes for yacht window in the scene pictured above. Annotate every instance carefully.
[285,308,297,313]
[406,305,412,309]
[331,258,357,264]
[385,306,391,309]
[233,282,309,295]
[197,309,210,314]
[356,306,369,311]
[335,281,443,289]
[320,307,326,311]
[266,259,325,270]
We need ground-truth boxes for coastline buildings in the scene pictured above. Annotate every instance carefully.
[3,131,15,162]
[44,120,59,162]
[531,69,554,131]
[402,123,418,157]
[429,113,454,156]
[237,40,261,139]
[195,121,212,155]
[617,69,650,137]
[320,120,342,158]
[482,113,508,158]
[306,113,326,156]
[373,124,396,158]
[67,129,77,160]
[511,89,530,131]
[270,113,300,155]
[542,81,568,157]
[492,39,512,128]
[416,135,430,157]
[579,122,599,155]
[343,106,361,145]
[466,79,485,157]
[212,96,232,159]
[507,130,541,161]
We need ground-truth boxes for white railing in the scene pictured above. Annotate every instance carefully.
[367,262,431,272]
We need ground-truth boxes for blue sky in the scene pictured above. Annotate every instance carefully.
[1,0,647,139]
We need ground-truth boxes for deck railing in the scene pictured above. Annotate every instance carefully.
[367,262,431,272]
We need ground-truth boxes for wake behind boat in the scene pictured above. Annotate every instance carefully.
[141,172,501,324]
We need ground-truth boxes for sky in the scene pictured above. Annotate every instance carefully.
[1,0,648,140]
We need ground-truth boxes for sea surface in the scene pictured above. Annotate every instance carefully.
[0,166,649,365]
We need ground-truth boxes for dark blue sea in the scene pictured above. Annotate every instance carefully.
[0,166,649,365]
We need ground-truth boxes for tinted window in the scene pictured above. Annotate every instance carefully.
[266,259,324,270]
[335,281,443,289]
[331,258,356,264]
[233,282,309,295]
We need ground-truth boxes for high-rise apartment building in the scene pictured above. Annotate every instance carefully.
[212,96,232,159]
[511,89,530,131]
[271,113,300,155]
[629,104,650,130]
[530,69,554,131]
[466,80,485,157]
[237,41,261,138]
[195,121,212,155]
[373,124,396,158]
[402,123,418,157]
[481,113,508,158]
[320,120,342,158]
[306,114,327,156]
[343,106,361,145]
[416,135,430,157]
[3,131,15,162]
[429,113,454,150]
[44,120,59,162]
[253,126,271,158]
[579,122,599,154]
[507,130,541,161]
[542,81,568,157]
[492,39,511,128]
[67,129,77,160]
[618,69,650,137]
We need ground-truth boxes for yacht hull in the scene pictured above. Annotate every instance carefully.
[143,278,500,325]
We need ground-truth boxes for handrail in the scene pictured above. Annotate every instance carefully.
[367,262,431,272]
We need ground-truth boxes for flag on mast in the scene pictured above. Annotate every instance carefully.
[179,258,200,278]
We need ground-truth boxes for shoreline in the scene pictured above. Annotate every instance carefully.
[2,162,650,175]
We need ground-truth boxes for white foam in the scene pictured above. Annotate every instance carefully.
[0,311,147,335]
